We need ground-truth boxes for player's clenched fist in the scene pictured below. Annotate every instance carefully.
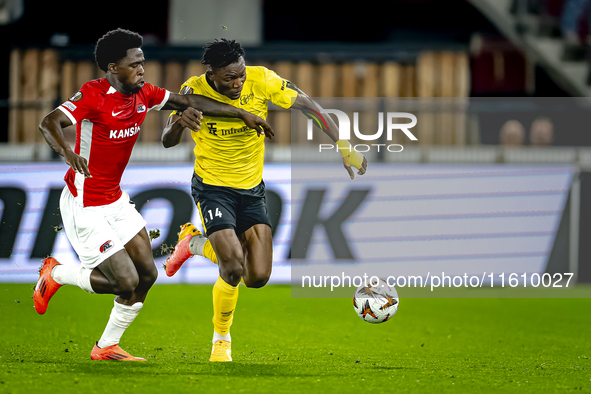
[179,107,203,131]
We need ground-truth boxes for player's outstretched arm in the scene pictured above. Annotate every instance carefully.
[163,93,274,141]
[291,90,367,179]
[39,109,91,178]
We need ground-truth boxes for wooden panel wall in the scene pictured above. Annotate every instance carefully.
[8,49,470,147]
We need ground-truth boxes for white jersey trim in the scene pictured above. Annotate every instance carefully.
[73,119,93,206]
[57,105,77,125]
[148,90,170,112]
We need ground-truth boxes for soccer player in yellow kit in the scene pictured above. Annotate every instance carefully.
[161,39,367,361]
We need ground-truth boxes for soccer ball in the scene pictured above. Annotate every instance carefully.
[353,278,399,324]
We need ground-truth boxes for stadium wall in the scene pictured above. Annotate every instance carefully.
[6,48,469,146]
[1,161,586,285]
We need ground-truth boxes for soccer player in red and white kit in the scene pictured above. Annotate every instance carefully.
[34,28,273,361]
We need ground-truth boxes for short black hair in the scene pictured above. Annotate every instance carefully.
[201,38,245,68]
[95,28,143,72]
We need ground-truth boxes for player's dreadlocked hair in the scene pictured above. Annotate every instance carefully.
[95,28,143,72]
[201,39,245,68]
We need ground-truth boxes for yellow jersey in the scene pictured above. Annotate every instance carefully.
[173,66,298,189]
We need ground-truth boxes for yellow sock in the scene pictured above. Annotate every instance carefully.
[212,276,239,336]
[203,240,218,264]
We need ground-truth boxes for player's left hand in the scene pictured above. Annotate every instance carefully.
[343,151,368,180]
[242,111,275,139]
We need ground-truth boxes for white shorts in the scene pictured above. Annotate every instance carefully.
[60,187,147,269]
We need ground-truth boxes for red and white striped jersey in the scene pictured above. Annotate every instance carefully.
[58,78,169,207]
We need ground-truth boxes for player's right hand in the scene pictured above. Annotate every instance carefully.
[64,150,92,178]
[179,107,203,131]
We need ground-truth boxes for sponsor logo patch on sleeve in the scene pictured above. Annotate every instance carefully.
[69,91,83,102]
[181,86,194,95]
[62,101,77,112]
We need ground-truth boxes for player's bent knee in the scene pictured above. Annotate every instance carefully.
[139,264,158,288]
[219,261,244,286]
[225,266,244,286]
[217,246,245,285]
[112,274,140,298]
[245,276,269,289]
[243,262,271,288]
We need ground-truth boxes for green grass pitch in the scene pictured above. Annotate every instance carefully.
[1,283,590,393]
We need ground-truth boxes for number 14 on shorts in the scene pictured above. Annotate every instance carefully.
[204,208,223,223]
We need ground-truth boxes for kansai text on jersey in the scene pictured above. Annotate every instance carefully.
[109,123,140,139]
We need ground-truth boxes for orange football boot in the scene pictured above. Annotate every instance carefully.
[164,223,201,277]
[90,342,146,361]
[33,257,62,315]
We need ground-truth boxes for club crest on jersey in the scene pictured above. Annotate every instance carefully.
[240,93,253,105]
[137,104,146,113]
[69,91,83,102]
[100,240,114,254]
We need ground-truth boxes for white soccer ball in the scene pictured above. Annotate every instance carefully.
[353,278,399,324]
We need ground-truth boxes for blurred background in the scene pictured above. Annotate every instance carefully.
[1,0,591,284]
[3,0,590,149]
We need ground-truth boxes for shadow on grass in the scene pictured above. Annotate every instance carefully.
[55,361,351,378]
[16,356,417,377]
[366,365,418,370]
